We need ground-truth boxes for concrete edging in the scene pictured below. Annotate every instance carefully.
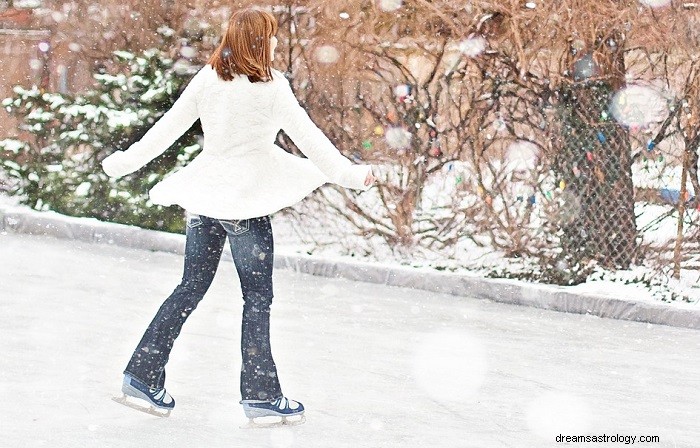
[2,204,698,330]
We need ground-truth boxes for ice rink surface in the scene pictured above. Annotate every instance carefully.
[1,232,698,448]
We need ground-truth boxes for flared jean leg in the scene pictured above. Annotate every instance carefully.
[124,214,226,388]
[218,215,282,401]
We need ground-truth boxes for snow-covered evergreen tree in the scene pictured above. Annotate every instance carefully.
[0,27,202,232]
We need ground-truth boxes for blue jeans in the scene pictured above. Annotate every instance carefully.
[124,213,283,402]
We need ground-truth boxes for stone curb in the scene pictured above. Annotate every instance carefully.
[1,204,698,330]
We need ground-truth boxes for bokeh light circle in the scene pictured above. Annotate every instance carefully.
[526,391,591,440]
[315,45,340,64]
[385,127,412,150]
[459,36,487,57]
[639,0,671,7]
[609,85,668,128]
[505,140,540,172]
[379,0,403,12]
[411,330,488,403]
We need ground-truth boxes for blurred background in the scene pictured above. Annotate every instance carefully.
[1,0,698,303]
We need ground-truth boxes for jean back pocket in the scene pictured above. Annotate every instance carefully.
[186,213,204,229]
[219,218,250,235]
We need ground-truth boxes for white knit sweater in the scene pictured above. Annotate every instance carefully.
[101,65,373,220]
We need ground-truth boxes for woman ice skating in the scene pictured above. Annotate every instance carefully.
[102,7,376,424]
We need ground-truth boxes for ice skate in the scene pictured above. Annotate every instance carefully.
[240,397,306,428]
[111,374,175,418]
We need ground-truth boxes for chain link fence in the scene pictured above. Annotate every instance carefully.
[554,81,639,272]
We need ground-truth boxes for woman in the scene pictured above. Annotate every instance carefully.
[102,8,375,423]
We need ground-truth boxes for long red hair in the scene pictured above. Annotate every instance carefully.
[208,8,278,82]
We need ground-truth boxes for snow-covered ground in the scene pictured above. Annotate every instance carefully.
[1,231,698,447]
[270,189,700,307]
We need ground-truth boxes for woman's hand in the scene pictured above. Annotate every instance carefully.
[364,166,376,187]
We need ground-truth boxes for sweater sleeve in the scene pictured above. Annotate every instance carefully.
[271,73,372,191]
[101,67,206,178]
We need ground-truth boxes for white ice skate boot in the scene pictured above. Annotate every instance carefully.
[112,373,175,417]
[240,397,305,428]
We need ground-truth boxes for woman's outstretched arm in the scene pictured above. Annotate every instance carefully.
[272,72,373,191]
[101,68,207,178]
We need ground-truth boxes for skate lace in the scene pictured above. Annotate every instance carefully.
[149,387,172,403]
[274,397,299,410]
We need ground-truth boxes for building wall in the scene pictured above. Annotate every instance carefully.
[0,27,53,139]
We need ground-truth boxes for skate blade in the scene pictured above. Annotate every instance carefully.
[111,395,171,418]
[240,414,306,429]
